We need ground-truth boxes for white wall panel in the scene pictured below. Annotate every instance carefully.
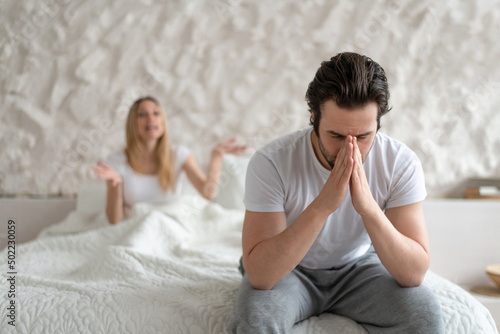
[1,0,499,197]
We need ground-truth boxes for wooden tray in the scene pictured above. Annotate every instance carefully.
[470,285,500,298]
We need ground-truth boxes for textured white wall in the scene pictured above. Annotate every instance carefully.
[1,0,499,197]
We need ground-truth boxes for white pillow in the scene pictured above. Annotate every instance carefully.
[77,182,106,215]
[213,154,250,210]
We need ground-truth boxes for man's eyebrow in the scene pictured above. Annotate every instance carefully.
[326,130,374,137]
[326,130,346,137]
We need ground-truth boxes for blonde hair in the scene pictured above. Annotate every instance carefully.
[125,96,175,192]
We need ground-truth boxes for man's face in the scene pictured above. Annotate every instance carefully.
[315,100,378,169]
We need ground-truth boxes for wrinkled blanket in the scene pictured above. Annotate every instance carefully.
[0,195,497,333]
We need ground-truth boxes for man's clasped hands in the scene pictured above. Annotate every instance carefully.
[317,135,379,218]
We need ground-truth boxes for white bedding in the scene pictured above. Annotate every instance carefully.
[0,195,497,334]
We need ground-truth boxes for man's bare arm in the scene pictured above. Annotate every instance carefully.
[242,206,331,290]
[350,138,430,287]
[364,203,430,287]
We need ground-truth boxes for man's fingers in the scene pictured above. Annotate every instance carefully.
[334,136,349,168]
[341,156,354,183]
[336,144,354,186]
[351,159,360,183]
[350,138,367,191]
[342,143,353,175]
[354,138,362,163]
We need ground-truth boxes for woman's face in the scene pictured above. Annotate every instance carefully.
[135,100,165,143]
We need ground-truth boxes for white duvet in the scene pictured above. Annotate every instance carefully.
[0,195,497,334]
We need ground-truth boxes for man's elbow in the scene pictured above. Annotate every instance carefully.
[398,253,430,287]
[396,272,426,288]
[247,273,276,291]
[243,258,277,290]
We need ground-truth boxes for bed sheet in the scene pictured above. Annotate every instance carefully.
[0,195,497,333]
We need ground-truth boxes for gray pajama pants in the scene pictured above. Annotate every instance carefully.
[227,249,444,333]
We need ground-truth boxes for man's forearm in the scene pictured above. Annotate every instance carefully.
[361,207,430,287]
[243,201,331,290]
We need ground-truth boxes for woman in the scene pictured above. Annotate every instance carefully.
[93,96,246,224]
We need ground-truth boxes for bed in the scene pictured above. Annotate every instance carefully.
[0,156,498,334]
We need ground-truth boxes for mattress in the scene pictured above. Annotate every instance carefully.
[0,195,497,333]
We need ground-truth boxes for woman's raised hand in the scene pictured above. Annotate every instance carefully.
[212,137,247,158]
[93,162,123,187]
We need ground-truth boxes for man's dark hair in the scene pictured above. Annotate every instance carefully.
[305,52,391,133]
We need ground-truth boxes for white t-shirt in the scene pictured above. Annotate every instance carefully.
[244,127,427,269]
[106,145,190,217]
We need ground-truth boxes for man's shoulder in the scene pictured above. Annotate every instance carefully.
[374,132,415,155]
[370,132,420,168]
[370,133,426,207]
[256,127,312,159]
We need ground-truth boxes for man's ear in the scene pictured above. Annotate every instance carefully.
[310,112,316,124]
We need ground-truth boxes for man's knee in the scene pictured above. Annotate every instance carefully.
[355,272,444,333]
[389,284,444,333]
[227,277,300,334]
[228,292,284,333]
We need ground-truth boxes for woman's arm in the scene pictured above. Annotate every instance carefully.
[105,180,123,224]
[183,138,246,200]
[183,152,219,201]
[94,162,123,224]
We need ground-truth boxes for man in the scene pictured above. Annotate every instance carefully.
[227,52,444,333]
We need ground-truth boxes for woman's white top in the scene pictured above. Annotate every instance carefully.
[105,145,190,217]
